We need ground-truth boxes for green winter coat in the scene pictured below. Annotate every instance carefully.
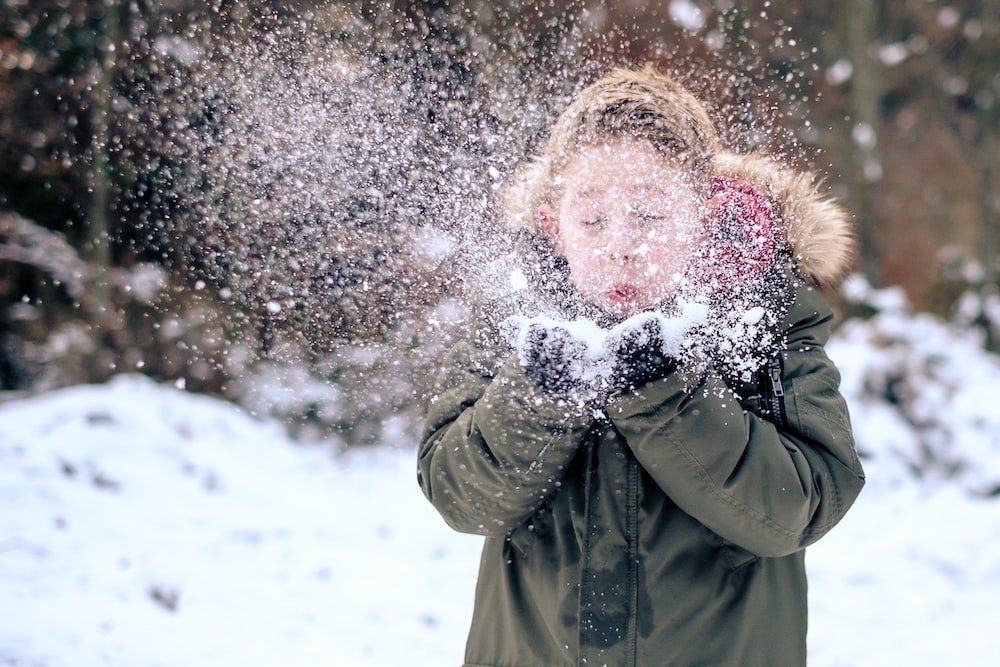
[418,154,865,667]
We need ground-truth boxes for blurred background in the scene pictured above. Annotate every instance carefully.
[1,0,998,446]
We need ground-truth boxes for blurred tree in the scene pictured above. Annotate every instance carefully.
[846,0,882,285]
[966,0,998,347]
[84,0,119,376]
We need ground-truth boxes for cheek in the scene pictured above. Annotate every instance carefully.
[639,233,699,278]
[648,224,703,256]
[564,249,599,280]
[559,229,599,268]
[562,245,612,293]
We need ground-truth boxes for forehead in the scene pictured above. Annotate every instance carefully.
[560,139,690,196]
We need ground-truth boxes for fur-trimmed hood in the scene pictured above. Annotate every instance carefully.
[714,152,855,288]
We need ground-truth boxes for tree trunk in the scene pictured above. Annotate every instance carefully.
[975,0,998,349]
[85,0,120,378]
[846,0,881,285]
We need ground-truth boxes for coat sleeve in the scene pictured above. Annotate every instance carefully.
[607,288,866,557]
[417,337,595,536]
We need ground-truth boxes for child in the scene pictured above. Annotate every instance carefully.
[418,67,865,667]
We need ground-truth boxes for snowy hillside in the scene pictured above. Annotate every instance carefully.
[0,376,482,666]
[2,304,999,665]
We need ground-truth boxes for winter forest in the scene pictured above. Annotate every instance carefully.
[1,0,999,665]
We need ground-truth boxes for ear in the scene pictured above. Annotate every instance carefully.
[537,204,559,248]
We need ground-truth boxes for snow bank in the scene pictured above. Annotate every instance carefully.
[0,375,481,666]
[832,277,1000,496]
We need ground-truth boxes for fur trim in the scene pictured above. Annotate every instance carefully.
[715,152,856,288]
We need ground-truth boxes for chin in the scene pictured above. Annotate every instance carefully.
[601,300,642,320]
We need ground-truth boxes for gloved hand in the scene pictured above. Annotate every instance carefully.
[520,323,591,399]
[605,316,676,391]
[510,314,683,402]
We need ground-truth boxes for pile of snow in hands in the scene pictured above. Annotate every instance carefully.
[503,300,711,387]
[503,290,781,392]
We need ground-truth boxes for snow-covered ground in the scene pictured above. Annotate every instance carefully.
[2,304,999,666]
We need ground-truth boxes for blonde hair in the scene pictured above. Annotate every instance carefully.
[504,66,720,229]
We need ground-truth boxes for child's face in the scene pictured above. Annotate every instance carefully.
[542,139,706,318]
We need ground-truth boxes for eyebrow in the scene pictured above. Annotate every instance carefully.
[572,184,680,200]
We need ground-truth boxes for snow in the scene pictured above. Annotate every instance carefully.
[668,0,707,33]
[502,302,711,393]
[0,375,481,666]
[851,122,877,150]
[807,484,1000,665]
[878,42,910,67]
[826,59,853,86]
[3,305,1000,665]
[937,6,961,29]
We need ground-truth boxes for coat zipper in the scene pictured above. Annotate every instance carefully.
[578,436,596,667]
[625,446,640,666]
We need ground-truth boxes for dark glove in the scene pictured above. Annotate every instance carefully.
[521,323,608,403]
[606,317,676,391]
[521,323,590,399]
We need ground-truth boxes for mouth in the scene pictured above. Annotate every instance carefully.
[607,283,640,304]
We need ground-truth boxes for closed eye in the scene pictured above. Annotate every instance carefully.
[636,212,666,225]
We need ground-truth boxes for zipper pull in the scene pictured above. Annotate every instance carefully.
[768,356,784,397]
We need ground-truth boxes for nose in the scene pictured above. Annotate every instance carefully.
[606,228,636,263]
